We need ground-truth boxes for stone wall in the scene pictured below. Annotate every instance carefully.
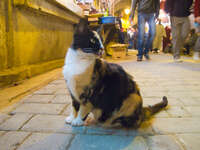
[0,0,82,88]
[0,0,8,71]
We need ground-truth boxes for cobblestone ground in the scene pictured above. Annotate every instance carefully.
[0,53,200,150]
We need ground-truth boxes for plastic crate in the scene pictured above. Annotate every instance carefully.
[99,17,116,24]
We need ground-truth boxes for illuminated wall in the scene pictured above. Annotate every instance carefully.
[0,0,82,87]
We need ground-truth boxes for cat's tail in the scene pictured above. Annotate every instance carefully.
[142,96,168,121]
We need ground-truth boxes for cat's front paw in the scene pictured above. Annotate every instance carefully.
[71,117,84,126]
[65,115,74,124]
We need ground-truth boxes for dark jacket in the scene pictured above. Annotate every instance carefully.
[164,0,193,17]
[130,0,160,18]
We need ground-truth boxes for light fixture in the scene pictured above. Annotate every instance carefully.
[125,8,130,15]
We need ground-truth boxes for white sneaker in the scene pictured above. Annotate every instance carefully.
[193,52,200,60]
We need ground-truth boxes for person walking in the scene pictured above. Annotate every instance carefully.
[129,0,160,61]
[193,0,200,60]
[164,0,193,62]
[153,19,166,53]
[163,26,171,52]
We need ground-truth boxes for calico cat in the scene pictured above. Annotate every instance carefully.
[63,19,168,128]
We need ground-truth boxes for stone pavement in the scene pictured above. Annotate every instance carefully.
[0,53,200,150]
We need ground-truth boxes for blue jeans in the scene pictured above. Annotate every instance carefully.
[137,12,156,58]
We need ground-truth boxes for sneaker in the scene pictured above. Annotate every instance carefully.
[193,52,200,60]
[144,54,150,60]
[137,57,142,61]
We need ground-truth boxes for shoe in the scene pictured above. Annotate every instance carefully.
[137,57,142,61]
[174,58,182,63]
[144,54,150,60]
[193,52,200,60]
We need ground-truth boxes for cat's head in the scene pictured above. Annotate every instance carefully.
[71,19,104,56]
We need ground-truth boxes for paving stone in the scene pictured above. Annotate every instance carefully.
[44,84,58,89]
[154,110,169,118]
[146,135,183,150]
[166,86,192,92]
[185,107,200,117]
[167,92,191,99]
[33,85,57,95]
[176,134,200,150]
[12,103,65,115]
[178,86,200,92]
[193,96,200,101]
[179,97,200,106]
[143,98,163,107]
[142,91,168,98]
[83,119,154,136]
[0,131,5,136]
[20,95,34,101]
[51,83,67,89]
[166,106,191,118]
[62,105,72,115]
[189,92,200,98]
[85,126,117,135]
[0,131,30,150]
[167,99,184,106]
[69,135,148,150]
[0,113,10,124]
[0,114,33,131]
[127,120,154,136]
[141,87,168,93]
[23,95,55,103]
[33,88,55,95]
[50,79,65,85]
[21,115,86,134]
[55,89,69,95]
[85,117,154,136]
[152,118,200,134]
[51,94,71,104]
[18,133,73,150]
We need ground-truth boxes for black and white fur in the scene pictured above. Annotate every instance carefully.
[63,19,168,128]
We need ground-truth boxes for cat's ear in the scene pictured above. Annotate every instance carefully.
[75,18,89,34]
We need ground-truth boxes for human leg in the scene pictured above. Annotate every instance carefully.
[144,13,156,59]
[137,13,146,60]
[170,16,182,60]
[181,17,191,46]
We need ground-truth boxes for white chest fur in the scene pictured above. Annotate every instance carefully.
[63,48,96,102]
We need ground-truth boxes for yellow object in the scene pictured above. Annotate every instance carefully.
[107,43,128,59]
[0,0,80,88]
[153,24,166,50]
[88,13,104,18]
[106,42,116,56]
[121,18,130,29]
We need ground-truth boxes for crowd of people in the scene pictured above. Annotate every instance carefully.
[127,0,200,62]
